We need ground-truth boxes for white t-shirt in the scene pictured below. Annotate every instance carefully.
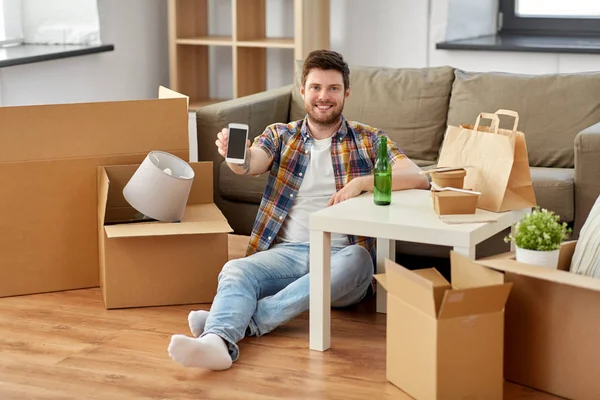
[277,137,350,247]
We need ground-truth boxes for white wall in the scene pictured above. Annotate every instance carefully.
[0,0,168,106]
[23,0,100,45]
[330,0,430,68]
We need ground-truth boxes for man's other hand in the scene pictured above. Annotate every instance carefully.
[327,178,364,206]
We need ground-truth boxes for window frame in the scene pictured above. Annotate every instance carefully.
[499,0,600,36]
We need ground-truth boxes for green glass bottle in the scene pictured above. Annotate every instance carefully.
[374,136,391,206]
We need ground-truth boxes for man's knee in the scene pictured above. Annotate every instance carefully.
[219,259,250,283]
[340,245,373,279]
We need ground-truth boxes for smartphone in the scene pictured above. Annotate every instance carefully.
[225,123,249,164]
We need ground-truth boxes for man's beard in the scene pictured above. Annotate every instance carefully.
[305,100,344,128]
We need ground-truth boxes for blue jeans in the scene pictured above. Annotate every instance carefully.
[200,242,373,362]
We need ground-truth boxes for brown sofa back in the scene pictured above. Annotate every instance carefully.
[290,63,455,162]
[447,69,600,168]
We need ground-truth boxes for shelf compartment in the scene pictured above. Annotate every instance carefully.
[235,0,266,42]
[234,47,266,98]
[172,45,210,105]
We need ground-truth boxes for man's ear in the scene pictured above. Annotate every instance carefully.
[300,84,305,98]
[345,87,351,99]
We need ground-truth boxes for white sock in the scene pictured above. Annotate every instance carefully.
[168,333,232,370]
[188,310,209,337]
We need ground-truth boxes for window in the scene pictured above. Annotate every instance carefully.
[0,0,24,47]
[500,0,600,36]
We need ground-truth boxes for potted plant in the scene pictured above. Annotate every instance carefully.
[504,206,572,268]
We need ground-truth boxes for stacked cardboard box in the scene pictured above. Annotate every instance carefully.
[0,87,231,309]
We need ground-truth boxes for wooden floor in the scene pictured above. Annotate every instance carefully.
[0,235,561,400]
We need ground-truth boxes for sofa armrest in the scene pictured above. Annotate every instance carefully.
[574,122,600,238]
[195,84,293,209]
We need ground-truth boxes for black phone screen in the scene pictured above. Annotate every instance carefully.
[227,128,247,159]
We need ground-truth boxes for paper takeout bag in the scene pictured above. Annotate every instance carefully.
[437,110,536,212]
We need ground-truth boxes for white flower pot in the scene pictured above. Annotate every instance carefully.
[515,246,560,269]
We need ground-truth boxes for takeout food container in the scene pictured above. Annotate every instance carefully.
[431,169,466,189]
[432,189,479,215]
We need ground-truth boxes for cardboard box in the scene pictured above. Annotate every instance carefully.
[431,189,479,215]
[460,241,600,400]
[97,161,232,309]
[375,258,512,400]
[0,87,190,298]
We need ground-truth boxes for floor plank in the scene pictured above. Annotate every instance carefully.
[0,234,562,399]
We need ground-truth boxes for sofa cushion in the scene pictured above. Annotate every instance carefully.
[290,63,455,162]
[447,69,600,169]
[412,159,437,168]
[219,161,268,204]
[530,167,574,222]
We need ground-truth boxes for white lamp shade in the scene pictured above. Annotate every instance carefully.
[123,151,195,222]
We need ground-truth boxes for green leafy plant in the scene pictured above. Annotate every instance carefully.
[504,206,572,251]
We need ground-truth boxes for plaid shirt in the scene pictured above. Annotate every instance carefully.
[245,115,406,262]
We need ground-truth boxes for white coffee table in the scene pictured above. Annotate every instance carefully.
[308,189,529,351]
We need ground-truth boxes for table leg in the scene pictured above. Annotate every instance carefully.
[510,223,517,252]
[376,238,395,314]
[453,245,476,260]
[309,229,331,351]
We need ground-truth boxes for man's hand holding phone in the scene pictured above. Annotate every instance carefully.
[216,123,251,175]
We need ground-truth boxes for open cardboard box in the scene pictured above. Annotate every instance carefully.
[0,87,191,298]
[98,161,232,309]
[454,242,600,400]
[375,257,512,400]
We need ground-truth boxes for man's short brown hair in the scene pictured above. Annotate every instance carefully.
[301,49,350,91]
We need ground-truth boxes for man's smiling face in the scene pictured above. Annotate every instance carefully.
[301,68,350,127]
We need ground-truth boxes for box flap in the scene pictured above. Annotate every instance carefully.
[437,283,513,319]
[187,162,213,205]
[105,219,232,238]
[180,203,228,223]
[374,274,386,289]
[476,256,600,293]
[384,259,451,318]
[158,85,190,110]
[97,167,109,226]
[450,251,506,289]
[557,240,577,272]
[413,268,452,314]
[102,164,138,209]
[104,203,232,238]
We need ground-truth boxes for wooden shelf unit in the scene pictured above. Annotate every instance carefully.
[168,0,330,110]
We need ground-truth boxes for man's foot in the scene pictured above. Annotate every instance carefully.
[188,310,209,337]
[168,333,232,370]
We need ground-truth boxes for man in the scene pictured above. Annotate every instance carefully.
[168,50,430,370]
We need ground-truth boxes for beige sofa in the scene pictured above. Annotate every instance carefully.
[196,65,600,260]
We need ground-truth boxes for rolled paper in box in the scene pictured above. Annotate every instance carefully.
[123,151,194,222]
